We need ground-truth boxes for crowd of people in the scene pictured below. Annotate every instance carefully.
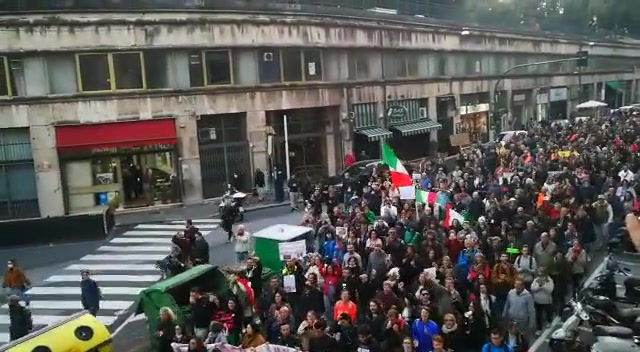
[159,108,640,352]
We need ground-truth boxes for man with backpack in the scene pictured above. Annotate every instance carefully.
[481,329,514,352]
[514,245,538,289]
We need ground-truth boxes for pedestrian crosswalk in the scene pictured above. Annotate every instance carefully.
[0,218,221,344]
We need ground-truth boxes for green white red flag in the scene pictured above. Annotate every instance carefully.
[381,143,413,187]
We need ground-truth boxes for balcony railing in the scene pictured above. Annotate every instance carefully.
[0,0,629,40]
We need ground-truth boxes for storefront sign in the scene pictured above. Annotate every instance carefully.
[513,94,527,103]
[386,105,409,120]
[458,103,489,115]
[536,93,549,105]
[61,144,175,159]
[550,87,568,102]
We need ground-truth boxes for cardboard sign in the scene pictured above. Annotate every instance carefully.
[450,133,470,147]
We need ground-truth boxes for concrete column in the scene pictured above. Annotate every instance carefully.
[325,117,337,176]
[504,89,513,130]
[175,114,203,205]
[428,97,438,144]
[340,90,353,157]
[592,82,598,100]
[30,125,65,217]
[247,111,268,186]
[631,79,637,103]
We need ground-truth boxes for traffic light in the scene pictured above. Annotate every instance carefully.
[576,50,589,68]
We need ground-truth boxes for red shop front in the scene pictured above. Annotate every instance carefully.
[55,119,181,213]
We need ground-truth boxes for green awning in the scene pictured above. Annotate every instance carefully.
[355,127,392,141]
[390,119,442,136]
[606,81,622,91]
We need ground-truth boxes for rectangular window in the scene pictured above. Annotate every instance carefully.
[188,52,205,87]
[0,57,9,97]
[113,52,144,90]
[77,54,111,92]
[436,54,447,76]
[204,50,232,85]
[349,52,370,80]
[258,49,281,84]
[281,49,303,82]
[407,53,418,77]
[76,52,145,92]
[303,49,323,81]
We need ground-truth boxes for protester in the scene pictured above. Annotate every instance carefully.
[163,109,640,351]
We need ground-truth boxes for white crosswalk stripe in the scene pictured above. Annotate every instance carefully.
[0,218,222,344]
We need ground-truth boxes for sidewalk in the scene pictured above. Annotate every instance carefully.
[115,194,287,226]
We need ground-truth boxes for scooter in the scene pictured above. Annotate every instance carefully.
[218,186,247,222]
[589,254,640,305]
[550,298,640,352]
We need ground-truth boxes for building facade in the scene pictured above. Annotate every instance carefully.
[1,11,640,217]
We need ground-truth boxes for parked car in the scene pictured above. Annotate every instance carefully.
[324,159,381,189]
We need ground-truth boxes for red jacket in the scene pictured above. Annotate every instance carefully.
[468,263,491,282]
[445,239,464,263]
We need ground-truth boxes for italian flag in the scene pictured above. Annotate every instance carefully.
[416,189,437,205]
[382,143,413,187]
[444,204,469,228]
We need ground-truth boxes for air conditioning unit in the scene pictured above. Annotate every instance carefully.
[419,107,427,119]
[263,52,274,62]
[193,0,205,6]
[198,128,217,142]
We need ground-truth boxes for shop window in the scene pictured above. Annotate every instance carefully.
[91,157,119,186]
[282,49,303,82]
[258,49,281,84]
[204,50,232,85]
[303,49,322,81]
[77,52,146,92]
[349,51,370,80]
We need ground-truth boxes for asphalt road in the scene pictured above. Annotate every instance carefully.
[108,206,301,351]
[531,251,640,352]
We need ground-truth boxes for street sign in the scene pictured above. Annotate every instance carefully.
[386,105,408,120]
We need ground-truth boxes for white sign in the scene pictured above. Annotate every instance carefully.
[398,186,416,200]
[278,239,306,261]
[458,103,490,115]
[283,274,297,293]
[336,226,348,239]
[536,93,549,105]
[550,87,568,102]
[513,94,526,103]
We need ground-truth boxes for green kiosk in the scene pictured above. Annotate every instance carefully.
[252,224,313,272]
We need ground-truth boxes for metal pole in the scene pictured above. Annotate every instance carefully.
[283,114,291,180]
[492,56,583,134]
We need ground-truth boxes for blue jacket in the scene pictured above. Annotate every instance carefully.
[481,342,513,352]
[457,248,479,266]
[323,240,336,260]
[411,318,438,352]
[81,278,100,309]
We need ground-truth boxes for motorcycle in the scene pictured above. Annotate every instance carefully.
[550,298,640,352]
[589,254,640,305]
[218,186,247,222]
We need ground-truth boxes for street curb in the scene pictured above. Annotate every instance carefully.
[114,201,289,227]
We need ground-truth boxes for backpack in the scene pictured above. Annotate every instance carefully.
[516,255,533,270]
